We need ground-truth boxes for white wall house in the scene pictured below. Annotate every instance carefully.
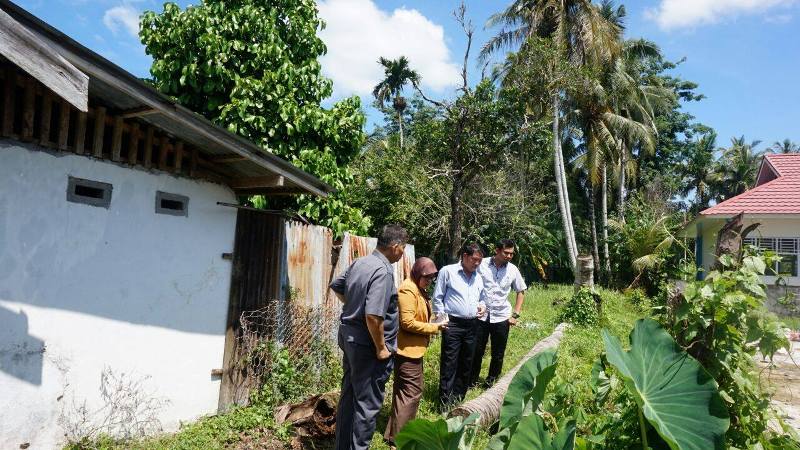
[683,153,800,313]
[0,2,331,447]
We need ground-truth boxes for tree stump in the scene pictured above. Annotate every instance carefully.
[574,254,594,293]
[274,391,339,438]
[448,323,568,429]
[713,212,760,270]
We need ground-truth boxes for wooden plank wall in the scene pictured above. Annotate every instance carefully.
[0,64,227,183]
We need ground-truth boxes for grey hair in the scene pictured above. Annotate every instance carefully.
[377,224,409,248]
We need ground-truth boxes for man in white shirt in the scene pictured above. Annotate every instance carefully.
[470,239,527,388]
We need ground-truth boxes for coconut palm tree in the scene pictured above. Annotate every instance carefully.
[373,56,420,149]
[769,138,799,154]
[680,132,717,212]
[714,136,763,201]
[568,36,666,278]
[482,0,622,271]
[605,38,672,217]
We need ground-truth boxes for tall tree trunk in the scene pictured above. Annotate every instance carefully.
[586,183,600,283]
[601,165,611,276]
[397,110,404,149]
[448,172,464,263]
[552,95,577,270]
[618,155,626,221]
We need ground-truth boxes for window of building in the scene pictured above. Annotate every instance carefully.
[742,237,799,277]
[155,191,189,217]
[66,177,112,208]
[777,254,798,277]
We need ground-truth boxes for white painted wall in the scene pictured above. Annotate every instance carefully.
[0,140,238,448]
[699,216,800,286]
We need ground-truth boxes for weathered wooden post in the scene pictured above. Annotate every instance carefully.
[574,254,594,292]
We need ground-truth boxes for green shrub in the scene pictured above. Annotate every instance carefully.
[557,288,600,327]
[623,288,649,309]
[250,339,341,408]
[667,253,793,447]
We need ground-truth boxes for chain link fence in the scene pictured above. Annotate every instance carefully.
[230,300,342,406]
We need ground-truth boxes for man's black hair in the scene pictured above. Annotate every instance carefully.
[496,239,516,250]
[377,224,409,248]
[460,242,484,257]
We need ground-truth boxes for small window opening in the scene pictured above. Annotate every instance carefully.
[74,184,105,199]
[155,191,189,217]
[67,177,112,208]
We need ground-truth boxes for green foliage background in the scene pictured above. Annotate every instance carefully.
[140,0,370,236]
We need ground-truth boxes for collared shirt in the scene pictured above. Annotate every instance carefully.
[431,262,485,319]
[477,256,527,323]
[330,250,399,352]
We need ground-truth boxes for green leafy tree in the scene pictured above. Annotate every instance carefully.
[373,56,420,149]
[140,0,369,236]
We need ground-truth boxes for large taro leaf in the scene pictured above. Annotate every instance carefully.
[396,412,479,450]
[506,414,576,450]
[499,349,558,430]
[602,318,730,450]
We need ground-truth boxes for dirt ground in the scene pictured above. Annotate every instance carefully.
[757,339,800,431]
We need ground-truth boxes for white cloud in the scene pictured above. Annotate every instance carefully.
[765,13,793,23]
[103,4,141,39]
[317,0,460,98]
[645,0,796,30]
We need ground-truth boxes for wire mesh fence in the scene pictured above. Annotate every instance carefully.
[230,300,342,406]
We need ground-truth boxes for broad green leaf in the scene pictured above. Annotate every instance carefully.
[603,319,729,450]
[506,414,575,450]
[500,349,558,430]
[552,419,577,450]
[743,256,767,275]
[396,413,479,450]
[507,414,549,450]
[590,358,612,404]
[718,254,734,268]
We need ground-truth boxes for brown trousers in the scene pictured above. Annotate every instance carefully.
[384,354,424,443]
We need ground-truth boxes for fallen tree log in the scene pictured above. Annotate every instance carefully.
[448,323,568,429]
[274,390,339,437]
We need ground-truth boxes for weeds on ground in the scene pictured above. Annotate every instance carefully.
[65,284,646,450]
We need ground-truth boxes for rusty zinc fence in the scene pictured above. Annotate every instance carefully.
[281,222,415,341]
[283,222,415,308]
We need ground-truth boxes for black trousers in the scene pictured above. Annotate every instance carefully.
[438,317,478,408]
[470,319,510,387]
[335,334,393,450]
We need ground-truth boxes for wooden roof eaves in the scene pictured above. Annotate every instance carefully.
[0,0,332,198]
[0,7,88,111]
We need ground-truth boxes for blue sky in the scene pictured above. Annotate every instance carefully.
[13,0,800,148]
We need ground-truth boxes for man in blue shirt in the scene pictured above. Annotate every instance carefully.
[432,242,486,409]
[330,224,408,450]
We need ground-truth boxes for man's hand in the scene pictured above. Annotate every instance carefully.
[477,304,486,318]
[437,322,449,331]
[509,316,518,326]
[376,346,392,360]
